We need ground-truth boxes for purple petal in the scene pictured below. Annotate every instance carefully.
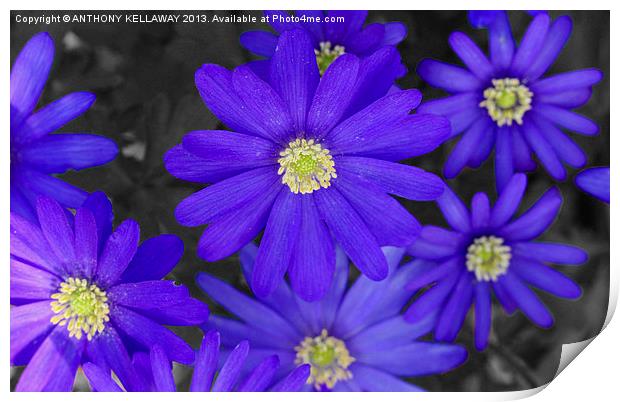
[211,341,250,392]
[232,65,295,144]
[36,196,76,268]
[270,364,311,391]
[73,207,98,278]
[444,118,491,178]
[520,119,566,180]
[495,127,514,193]
[513,241,588,265]
[164,144,250,184]
[383,21,408,45]
[525,16,572,81]
[534,104,599,136]
[196,178,281,261]
[449,31,493,80]
[500,272,554,328]
[289,196,336,302]
[351,364,424,392]
[471,192,491,229]
[436,185,471,233]
[474,282,492,350]
[417,59,482,93]
[575,167,610,203]
[182,130,277,166]
[150,344,176,391]
[490,173,528,227]
[108,280,190,310]
[121,234,183,283]
[15,168,87,208]
[175,166,278,227]
[314,187,388,281]
[306,54,360,137]
[190,331,220,392]
[111,305,194,364]
[83,362,123,392]
[196,273,300,345]
[337,156,445,201]
[11,258,59,304]
[510,256,582,298]
[404,271,459,325]
[95,219,140,288]
[335,173,421,246]
[511,13,550,76]
[15,326,83,391]
[252,189,301,298]
[237,355,279,391]
[499,187,561,241]
[435,271,475,342]
[355,342,467,376]
[10,301,55,365]
[531,113,587,168]
[21,133,115,173]
[10,32,54,127]
[15,92,96,146]
[269,29,319,132]
[239,30,278,57]
[10,212,62,275]
[530,68,603,93]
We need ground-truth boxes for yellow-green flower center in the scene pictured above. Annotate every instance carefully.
[315,41,345,75]
[480,78,533,127]
[294,329,355,390]
[278,138,336,194]
[50,278,110,340]
[466,236,512,281]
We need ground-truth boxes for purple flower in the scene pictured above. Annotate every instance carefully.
[165,29,449,302]
[241,11,406,76]
[10,32,118,222]
[575,166,610,203]
[10,193,210,391]
[417,12,603,191]
[83,331,310,392]
[406,174,587,350]
[197,244,467,392]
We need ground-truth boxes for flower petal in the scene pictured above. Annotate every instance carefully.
[510,256,582,298]
[10,301,55,365]
[314,187,388,281]
[490,173,527,227]
[95,219,140,288]
[189,330,220,392]
[499,187,562,241]
[211,341,250,392]
[449,31,493,80]
[239,30,278,57]
[417,59,482,93]
[500,272,554,328]
[121,234,184,283]
[575,167,610,203]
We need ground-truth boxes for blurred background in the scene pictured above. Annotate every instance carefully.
[10,10,610,392]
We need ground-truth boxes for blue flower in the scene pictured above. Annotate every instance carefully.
[197,244,467,392]
[417,12,603,191]
[10,193,210,391]
[406,174,587,350]
[83,331,310,392]
[165,29,449,302]
[241,11,407,77]
[575,166,610,203]
[10,32,118,222]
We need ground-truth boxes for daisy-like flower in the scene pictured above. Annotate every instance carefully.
[197,244,468,392]
[241,10,406,78]
[83,331,310,392]
[165,29,448,302]
[10,193,210,391]
[575,166,610,203]
[417,12,603,191]
[10,32,118,222]
[405,174,587,350]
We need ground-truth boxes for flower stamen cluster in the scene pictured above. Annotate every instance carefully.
[294,329,355,390]
[50,278,110,340]
[480,78,533,126]
[315,41,345,75]
[278,138,336,194]
[466,236,512,281]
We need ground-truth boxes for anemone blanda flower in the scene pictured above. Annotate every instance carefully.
[241,11,406,79]
[10,32,118,222]
[165,28,449,302]
[83,331,310,392]
[575,166,610,203]
[417,12,603,191]
[197,244,467,392]
[405,174,587,350]
[10,193,210,391]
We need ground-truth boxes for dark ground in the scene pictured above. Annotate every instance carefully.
[10,10,610,392]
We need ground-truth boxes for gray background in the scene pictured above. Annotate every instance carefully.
[10,10,610,392]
